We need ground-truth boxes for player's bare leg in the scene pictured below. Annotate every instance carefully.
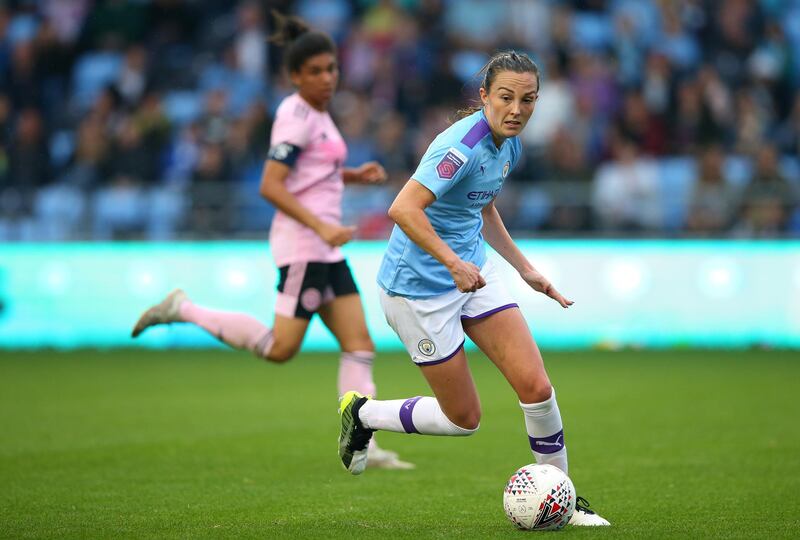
[464,308,609,526]
[264,315,310,363]
[320,294,413,470]
[417,349,482,431]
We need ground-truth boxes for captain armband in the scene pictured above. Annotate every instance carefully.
[267,142,302,167]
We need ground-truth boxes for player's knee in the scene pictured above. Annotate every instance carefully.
[263,341,300,364]
[517,380,553,404]
[448,409,481,431]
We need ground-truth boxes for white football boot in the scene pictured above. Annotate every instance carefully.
[367,440,415,470]
[569,496,610,526]
[131,289,188,338]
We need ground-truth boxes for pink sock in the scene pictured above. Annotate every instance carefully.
[338,351,376,398]
[179,301,273,357]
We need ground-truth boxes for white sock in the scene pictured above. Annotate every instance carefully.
[520,388,568,474]
[359,396,476,436]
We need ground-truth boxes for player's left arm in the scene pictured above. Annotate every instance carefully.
[343,162,387,184]
[481,201,573,308]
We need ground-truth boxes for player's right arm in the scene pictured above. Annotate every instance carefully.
[388,180,485,293]
[259,159,354,247]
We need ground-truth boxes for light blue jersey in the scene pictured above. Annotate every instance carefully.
[377,110,521,298]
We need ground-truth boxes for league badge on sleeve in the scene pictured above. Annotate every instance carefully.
[436,147,468,180]
[502,160,511,178]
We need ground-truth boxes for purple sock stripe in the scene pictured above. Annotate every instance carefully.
[415,340,465,366]
[399,396,423,434]
[460,117,491,148]
[461,303,519,321]
[529,430,565,455]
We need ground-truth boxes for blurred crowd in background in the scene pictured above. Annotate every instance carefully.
[1,0,800,240]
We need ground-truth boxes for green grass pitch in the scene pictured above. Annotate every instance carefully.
[1,349,798,539]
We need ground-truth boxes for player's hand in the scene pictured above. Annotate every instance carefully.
[356,162,387,184]
[520,268,573,308]
[317,222,356,247]
[449,260,486,293]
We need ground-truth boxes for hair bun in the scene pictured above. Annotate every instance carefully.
[270,10,310,45]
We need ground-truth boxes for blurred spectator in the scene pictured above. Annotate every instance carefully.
[189,142,232,236]
[9,108,50,197]
[335,92,378,167]
[732,88,772,154]
[165,122,202,184]
[0,93,12,146]
[592,136,662,231]
[225,118,259,181]
[777,93,800,156]
[199,45,266,115]
[0,0,798,240]
[33,18,76,118]
[115,44,148,106]
[105,118,156,183]
[641,52,671,115]
[545,128,593,185]
[133,91,172,160]
[686,145,738,235]
[198,89,231,144]
[707,0,762,85]
[241,101,272,158]
[657,3,700,71]
[6,39,42,108]
[374,110,413,175]
[234,1,267,80]
[615,90,667,156]
[521,55,574,149]
[59,114,110,189]
[41,0,90,43]
[733,145,798,237]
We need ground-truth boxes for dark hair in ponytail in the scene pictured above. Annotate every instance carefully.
[270,10,336,74]
[456,50,541,119]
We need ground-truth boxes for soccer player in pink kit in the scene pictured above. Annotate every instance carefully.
[132,12,411,470]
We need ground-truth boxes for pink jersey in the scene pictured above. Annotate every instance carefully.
[268,93,348,267]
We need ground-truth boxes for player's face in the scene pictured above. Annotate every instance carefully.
[291,52,339,110]
[480,71,539,142]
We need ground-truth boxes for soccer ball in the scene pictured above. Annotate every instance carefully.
[503,463,576,530]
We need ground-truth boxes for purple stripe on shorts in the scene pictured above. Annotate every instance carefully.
[416,340,465,367]
[461,303,519,321]
[460,118,491,148]
[529,430,565,455]
[399,396,422,434]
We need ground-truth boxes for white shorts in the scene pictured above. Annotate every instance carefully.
[379,259,518,365]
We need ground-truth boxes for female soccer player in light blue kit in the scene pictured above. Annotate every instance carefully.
[338,51,609,526]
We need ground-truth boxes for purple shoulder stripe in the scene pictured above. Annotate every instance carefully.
[460,118,490,148]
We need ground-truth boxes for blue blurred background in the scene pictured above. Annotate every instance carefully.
[1,0,799,349]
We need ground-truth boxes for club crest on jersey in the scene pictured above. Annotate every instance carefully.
[418,339,436,356]
[502,160,511,178]
[436,147,468,180]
